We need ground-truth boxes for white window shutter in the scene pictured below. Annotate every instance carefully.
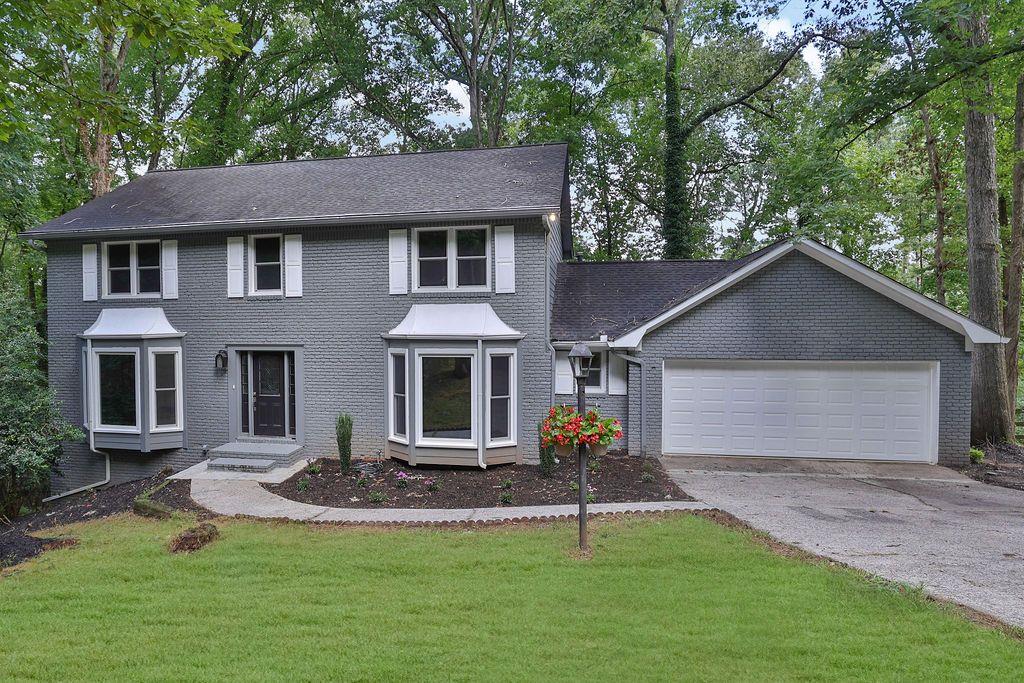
[554,351,574,394]
[494,225,515,293]
[161,240,178,299]
[227,237,244,298]
[388,229,408,294]
[609,353,627,395]
[284,234,302,297]
[82,244,98,301]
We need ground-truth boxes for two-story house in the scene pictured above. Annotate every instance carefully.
[26,144,1003,497]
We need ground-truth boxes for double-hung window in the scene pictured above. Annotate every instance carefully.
[249,235,283,294]
[487,350,516,446]
[413,226,490,291]
[389,351,408,442]
[95,350,140,431]
[585,352,605,392]
[149,349,182,431]
[104,241,161,297]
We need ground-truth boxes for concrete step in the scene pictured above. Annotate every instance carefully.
[208,457,277,473]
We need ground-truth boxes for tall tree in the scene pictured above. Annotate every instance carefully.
[1003,71,1024,414]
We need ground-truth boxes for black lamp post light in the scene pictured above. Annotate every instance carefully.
[568,342,594,552]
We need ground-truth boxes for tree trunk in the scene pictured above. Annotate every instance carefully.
[660,15,692,259]
[961,13,1012,444]
[1004,72,1024,420]
[920,106,948,305]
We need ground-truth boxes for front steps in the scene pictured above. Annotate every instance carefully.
[207,440,304,472]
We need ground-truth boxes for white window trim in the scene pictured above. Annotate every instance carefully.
[91,347,141,433]
[248,234,284,296]
[415,349,478,449]
[411,225,491,292]
[102,240,162,299]
[485,348,517,447]
[388,349,409,444]
[584,351,608,395]
[148,347,184,432]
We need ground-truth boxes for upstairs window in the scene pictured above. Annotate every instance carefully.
[249,235,282,294]
[413,226,490,291]
[103,241,161,297]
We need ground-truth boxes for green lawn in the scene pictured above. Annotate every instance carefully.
[2,514,1022,681]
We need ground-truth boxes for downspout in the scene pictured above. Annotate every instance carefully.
[44,338,111,502]
[613,352,645,458]
[477,338,486,469]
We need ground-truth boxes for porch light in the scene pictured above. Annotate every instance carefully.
[214,349,228,371]
[568,342,593,381]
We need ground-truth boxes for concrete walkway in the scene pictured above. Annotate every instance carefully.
[189,477,710,524]
[665,456,1024,627]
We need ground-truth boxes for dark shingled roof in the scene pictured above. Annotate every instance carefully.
[551,246,777,341]
[24,144,569,239]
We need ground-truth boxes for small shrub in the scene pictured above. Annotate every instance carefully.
[169,523,219,554]
[395,471,410,489]
[586,492,596,504]
[336,413,353,472]
[499,491,513,505]
[568,481,579,493]
[297,476,311,492]
[425,477,440,492]
[640,472,655,484]
[587,457,599,473]
[641,459,654,474]
[307,461,322,475]
[368,490,387,505]
[500,478,513,490]
[538,421,557,476]
[969,447,985,464]
[356,476,369,488]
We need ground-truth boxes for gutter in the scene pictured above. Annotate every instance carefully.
[22,205,562,241]
[612,352,646,459]
[44,338,111,502]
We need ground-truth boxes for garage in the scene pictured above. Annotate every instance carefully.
[662,360,939,463]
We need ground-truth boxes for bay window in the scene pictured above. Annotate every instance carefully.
[150,348,182,431]
[487,350,516,446]
[413,226,490,291]
[96,350,139,431]
[389,350,408,442]
[416,352,476,446]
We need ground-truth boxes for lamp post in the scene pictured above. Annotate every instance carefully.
[568,342,594,552]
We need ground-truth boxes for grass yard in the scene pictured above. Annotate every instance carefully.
[2,513,1022,681]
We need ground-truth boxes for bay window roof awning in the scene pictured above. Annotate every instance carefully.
[81,307,184,339]
[384,303,524,340]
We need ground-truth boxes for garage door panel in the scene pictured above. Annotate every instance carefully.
[663,361,936,463]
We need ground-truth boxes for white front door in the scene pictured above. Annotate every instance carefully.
[662,360,938,463]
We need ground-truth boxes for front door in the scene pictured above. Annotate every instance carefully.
[253,352,286,436]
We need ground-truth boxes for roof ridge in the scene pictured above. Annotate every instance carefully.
[561,258,737,265]
[148,142,570,174]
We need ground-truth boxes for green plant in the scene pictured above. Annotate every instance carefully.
[368,491,387,505]
[307,461,322,475]
[336,413,353,471]
[640,472,655,484]
[297,477,311,493]
[500,478,513,490]
[569,481,579,493]
[587,457,599,473]
[425,477,440,492]
[0,276,83,518]
[969,447,985,464]
[356,476,369,488]
[499,491,513,505]
[538,421,557,476]
[586,492,596,504]
[579,410,623,448]
[540,405,581,450]
[395,471,410,489]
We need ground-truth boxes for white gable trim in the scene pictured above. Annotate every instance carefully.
[610,239,1006,350]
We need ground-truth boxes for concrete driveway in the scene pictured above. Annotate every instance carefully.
[665,456,1024,627]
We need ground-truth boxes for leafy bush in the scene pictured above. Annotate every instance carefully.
[500,478,513,490]
[970,447,985,464]
[395,471,410,489]
[336,413,353,471]
[297,476,311,492]
[425,477,440,492]
[538,421,557,476]
[368,490,387,505]
[499,491,513,505]
[307,461,322,475]
[0,276,82,518]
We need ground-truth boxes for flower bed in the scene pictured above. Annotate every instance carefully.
[262,455,690,509]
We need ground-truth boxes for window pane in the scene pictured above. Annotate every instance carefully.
[155,390,177,427]
[138,268,161,293]
[394,396,406,437]
[456,229,486,256]
[457,258,486,286]
[259,356,282,395]
[137,242,160,267]
[393,355,405,394]
[288,352,296,437]
[490,397,509,440]
[421,356,472,440]
[99,354,136,426]
[254,237,280,264]
[107,244,130,268]
[154,353,176,389]
[418,230,447,258]
[419,259,447,287]
[490,355,510,397]
[241,353,250,433]
[256,263,281,291]
[109,269,131,294]
[586,355,603,387]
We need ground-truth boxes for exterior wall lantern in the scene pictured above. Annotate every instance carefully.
[214,349,229,371]
[568,342,593,552]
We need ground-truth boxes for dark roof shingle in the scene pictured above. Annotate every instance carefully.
[25,144,568,238]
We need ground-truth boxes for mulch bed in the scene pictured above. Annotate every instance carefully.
[960,442,1024,492]
[262,454,691,509]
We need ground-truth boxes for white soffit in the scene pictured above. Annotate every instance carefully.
[386,303,524,340]
[81,307,184,339]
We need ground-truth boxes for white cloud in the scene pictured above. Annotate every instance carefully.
[445,80,471,117]
[758,16,823,78]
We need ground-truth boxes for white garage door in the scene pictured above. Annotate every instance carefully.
[662,361,938,463]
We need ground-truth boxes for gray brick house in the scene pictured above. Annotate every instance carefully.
[24,144,1002,496]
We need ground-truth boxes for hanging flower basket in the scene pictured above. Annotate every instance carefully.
[541,405,623,456]
[554,441,574,457]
